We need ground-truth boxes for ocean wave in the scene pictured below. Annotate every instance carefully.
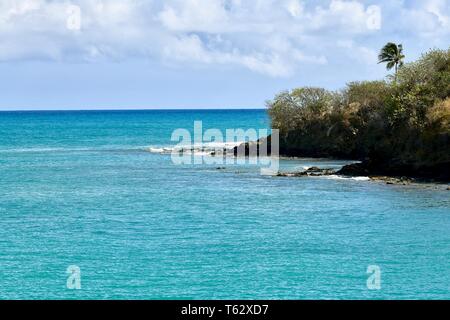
[146,141,245,155]
[323,175,370,181]
[0,146,148,154]
[0,142,246,155]
[0,147,73,153]
[146,147,173,154]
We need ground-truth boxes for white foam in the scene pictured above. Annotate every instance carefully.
[147,147,166,153]
[0,147,64,153]
[0,147,107,153]
[325,175,370,181]
[350,176,371,181]
[146,141,245,155]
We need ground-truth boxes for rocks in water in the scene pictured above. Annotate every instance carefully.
[370,176,414,185]
[336,163,369,176]
[233,136,271,157]
[216,167,226,170]
[276,172,294,177]
[277,167,336,177]
[446,186,450,190]
[336,159,450,183]
[276,171,306,177]
[304,167,336,176]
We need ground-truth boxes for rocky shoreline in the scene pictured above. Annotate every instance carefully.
[275,166,450,188]
[336,161,450,183]
[233,138,450,185]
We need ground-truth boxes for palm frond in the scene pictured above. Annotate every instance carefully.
[386,61,396,70]
[378,42,405,75]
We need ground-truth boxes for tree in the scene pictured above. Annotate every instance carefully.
[378,42,405,82]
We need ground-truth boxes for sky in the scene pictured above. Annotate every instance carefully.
[0,0,449,110]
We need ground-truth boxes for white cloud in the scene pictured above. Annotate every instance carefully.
[337,40,378,65]
[0,0,448,77]
[286,0,304,18]
[158,0,230,32]
[309,0,377,32]
[366,5,382,30]
[425,0,449,27]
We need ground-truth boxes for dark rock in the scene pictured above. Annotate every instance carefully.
[276,172,289,177]
[304,167,336,176]
[293,171,308,177]
[276,167,336,178]
[233,136,271,157]
[370,176,411,185]
[336,163,369,176]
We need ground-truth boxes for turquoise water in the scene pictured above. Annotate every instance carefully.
[0,110,449,300]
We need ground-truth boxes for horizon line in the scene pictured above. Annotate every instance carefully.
[0,107,268,112]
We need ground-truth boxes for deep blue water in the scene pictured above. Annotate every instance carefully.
[0,109,449,299]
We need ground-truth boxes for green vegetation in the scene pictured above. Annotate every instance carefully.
[268,47,450,180]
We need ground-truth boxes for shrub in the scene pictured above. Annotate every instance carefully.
[267,47,450,169]
[427,98,450,132]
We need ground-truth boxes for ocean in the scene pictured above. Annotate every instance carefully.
[0,109,449,299]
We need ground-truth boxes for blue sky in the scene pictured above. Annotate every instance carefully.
[0,0,449,110]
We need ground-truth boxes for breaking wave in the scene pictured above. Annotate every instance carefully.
[146,141,245,156]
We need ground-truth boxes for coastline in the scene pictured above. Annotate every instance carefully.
[335,160,450,184]
[263,49,450,185]
[234,138,450,185]
[277,166,450,188]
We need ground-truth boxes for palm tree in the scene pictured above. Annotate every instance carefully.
[378,42,405,82]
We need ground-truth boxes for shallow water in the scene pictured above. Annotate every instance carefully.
[0,110,449,299]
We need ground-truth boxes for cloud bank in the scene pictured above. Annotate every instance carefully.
[0,0,449,77]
